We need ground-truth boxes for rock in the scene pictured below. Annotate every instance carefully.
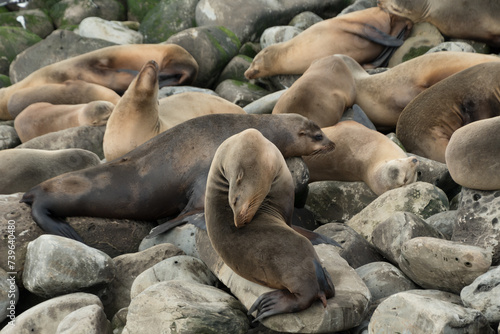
[452,187,500,265]
[355,261,418,302]
[398,237,492,294]
[0,292,103,334]
[426,41,476,54]
[0,8,54,39]
[77,17,143,44]
[243,89,285,114]
[305,181,378,224]
[23,235,115,298]
[0,268,19,324]
[215,79,269,107]
[139,0,197,43]
[130,255,218,299]
[216,54,253,86]
[315,223,385,269]
[197,229,371,333]
[110,307,127,334]
[451,39,490,54]
[406,289,463,305]
[56,304,112,334]
[259,25,303,49]
[339,0,377,15]
[102,243,185,317]
[126,0,160,21]
[195,0,351,43]
[9,29,116,83]
[371,212,445,265]
[122,280,249,334]
[412,154,461,201]
[340,104,376,130]
[166,26,241,88]
[18,125,106,159]
[49,0,126,28]
[346,182,449,241]
[0,148,101,195]
[157,85,219,99]
[425,210,457,240]
[286,156,310,207]
[0,26,41,76]
[388,22,445,67]
[288,11,322,30]
[0,125,20,149]
[461,265,500,323]
[368,291,494,334]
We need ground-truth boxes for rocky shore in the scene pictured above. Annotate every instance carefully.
[0,0,499,333]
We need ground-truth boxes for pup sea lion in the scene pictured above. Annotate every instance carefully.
[0,148,101,194]
[378,0,500,46]
[0,44,198,120]
[14,101,114,143]
[103,60,245,161]
[272,55,356,128]
[21,113,335,242]
[303,121,418,195]
[205,128,335,321]
[244,7,411,79]
[336,52,500,130]
[7,80,120,119]
[396,62,500,163]
[445,116,500,190]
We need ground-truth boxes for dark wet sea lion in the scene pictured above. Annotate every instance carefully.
[205,128,335,321]
[21,113,334,242]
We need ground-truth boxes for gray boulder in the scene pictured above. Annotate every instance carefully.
[56,304,112,334]
[461,265,500,323]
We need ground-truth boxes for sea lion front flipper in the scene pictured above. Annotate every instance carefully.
[368,27,408,67]
[248,289,302,322]
[291,225,342,248]
[30,205,84,242]
[356,24,405,47]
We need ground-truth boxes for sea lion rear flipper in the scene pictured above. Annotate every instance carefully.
[30,205,84,242]
[146,209,205,239]
[291,225,342,248]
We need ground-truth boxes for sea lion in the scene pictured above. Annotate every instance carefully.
[21,113,335,242]
[445,116,500,190]
[0,44,198,120]
[336,52,500,130]
[205,128,335,321]
[378,0,500,46]
[396,62,500,163]
[14,101,114,143]
[272,55,356,128]
[0,148,101,195]
[244,7,411,79]
[7,80,120,119]
[303,121,418,195]
[103,60,245,161]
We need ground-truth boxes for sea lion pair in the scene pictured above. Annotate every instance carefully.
[0,44,199,120]
[22,113,334,242]
[205,129,335,321]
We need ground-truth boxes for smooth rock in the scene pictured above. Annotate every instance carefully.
[368,292,494,334]
[0,125,20,149]
[259,25,303,49]
[0,268,18,324]
[0,293,103,334]
[102,243,185,317]
[0,8,53,39]
[23,235,115,298]
[398,237,492,294]
[426,41,476,54]
[216,54,253,86]
[340,104,376,130]
[197,229,371,333]
[122,280,249,334]
[412,154,461,200]
[215,79,270,107]
[49,0,126,28]
[425,210,457,240]
[339,0,377,15]
[405,289,463,305]
[77,17,143,44]
[305,181,378,224]
[56,304,112,334]
[315,223,385,269]
[453,187,500,265]
[461,265,500,323]
[243,89,285,114]
[157,86,219,99]
[110,307,127,334]
[346,182,449,241]
[355,262,418,302]
[0,26,41,77]
[289,11,323,30]
[130,255,217,299]
[371,212,445,265]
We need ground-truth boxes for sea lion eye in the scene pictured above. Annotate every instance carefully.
[314,134,323,141]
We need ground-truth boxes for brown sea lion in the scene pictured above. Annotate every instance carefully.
[445,116,500,190]
[0,44,198,120]
[244,7,411,79]
[336,52,500,130]
[205,128,335,321]
[0,148,101,195]
[378,0,500,46]
[303,121,418,195]
[396,62,500,163]
[7,80,120,119]
[103,60,245,161]
[14,101,114,143]
[272,55,356,128]
[21,113,335,242]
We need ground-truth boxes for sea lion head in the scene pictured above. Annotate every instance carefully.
[244,46,280,80]
[80,100,115,126]
[377,0,422,21]
[371,156,419,195]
